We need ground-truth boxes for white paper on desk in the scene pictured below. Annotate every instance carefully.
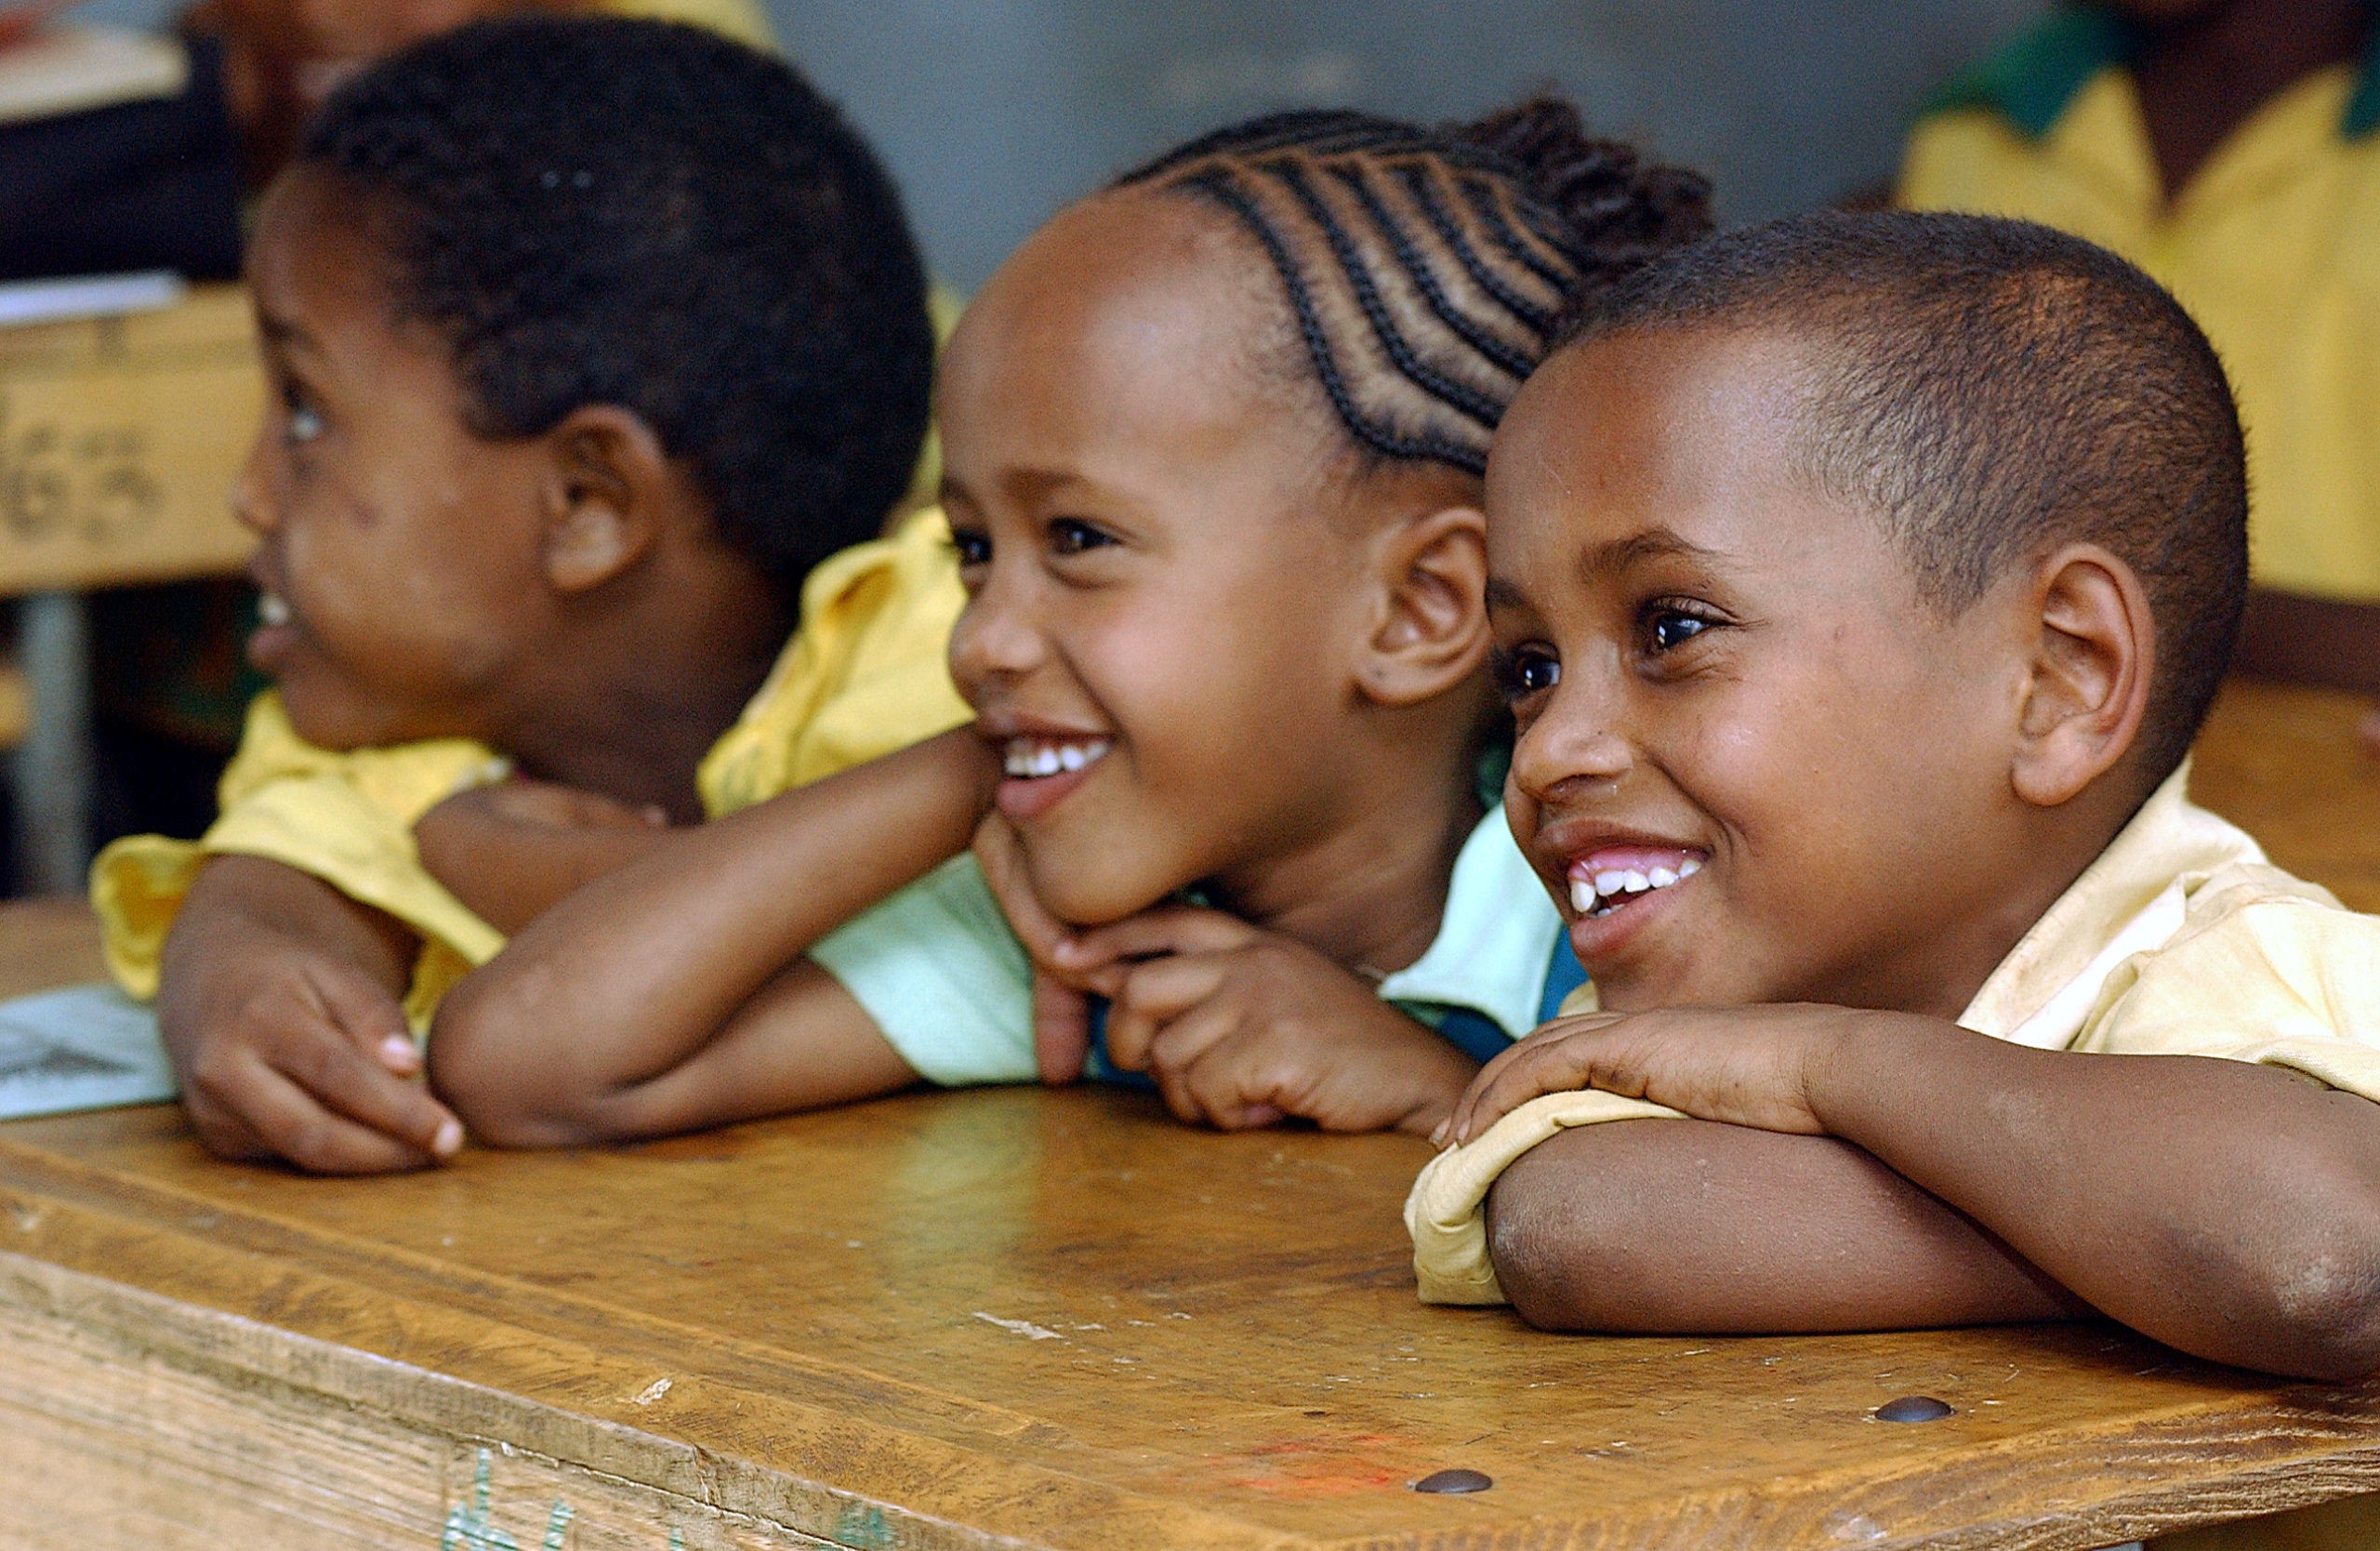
[0,982,174,1119]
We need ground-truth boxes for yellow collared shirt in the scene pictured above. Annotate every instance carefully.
[89,506,970,1027]
[1897,48,2380,602]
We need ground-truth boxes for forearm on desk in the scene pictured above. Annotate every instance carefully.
[1485,1120,2079,1334]
[415,814,671,936]
[1799,1022,2380,1379]
[428,727,999,1142]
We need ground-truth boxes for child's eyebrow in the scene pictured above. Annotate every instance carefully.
[1580,527,1726,577]
[1485,577,1532,611]
[253,309,324,364]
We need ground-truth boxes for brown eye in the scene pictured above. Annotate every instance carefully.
[1493,644,1560,702]
[949,526,992,567]
[1049,517,1113,556]
[1645,607,1713,654]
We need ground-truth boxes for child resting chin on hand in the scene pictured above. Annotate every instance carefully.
[1408,211,2380,1396]
[88,18,969,1175]
[423,104,1711,1147]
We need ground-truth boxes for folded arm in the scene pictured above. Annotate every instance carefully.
[413,778,674,935]
[159,854,462,1173]
[429,727,999,1147]
[1459,1006,2380,1379]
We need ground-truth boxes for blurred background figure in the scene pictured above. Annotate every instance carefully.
[1897,0,2380,750]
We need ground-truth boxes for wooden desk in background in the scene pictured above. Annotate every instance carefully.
[0,678,2374,1551]
[0,285,261,894]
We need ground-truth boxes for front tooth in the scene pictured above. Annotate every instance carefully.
[1058,744,1086,772]
[1648,866,1678,888]
[258,593,290,627]
[1621,869,1651,894]
[1569,879,1595,914]
[1593,869,1628,897]
[1678,857,1703,878]
[1034,748,1062,776]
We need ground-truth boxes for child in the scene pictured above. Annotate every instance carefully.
[1897,0,2380,731]
[89,17,971,1174]
[1407,211,2380,1395]
[426,105,1712,1146]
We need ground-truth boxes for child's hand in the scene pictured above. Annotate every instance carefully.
[415,778,671,935]
[160,860,463,1173]
[972,815,1113,1084]
[1053,908,1480,1135]
[1436,1003,1931,1147]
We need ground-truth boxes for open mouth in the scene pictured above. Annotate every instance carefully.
[1001,736,1110,779]
[1567,848,1703,918]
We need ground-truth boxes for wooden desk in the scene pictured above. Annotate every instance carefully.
[0,679,2375,1551]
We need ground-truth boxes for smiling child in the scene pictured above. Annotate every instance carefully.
[89,18,971,1173]
[426,104,1710,1145]
[1408,211,2380,1386]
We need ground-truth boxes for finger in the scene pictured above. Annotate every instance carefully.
[1450,1028,1627,1145]
[1031,969,1092,1085]
[284,973,465,1159]
[308,961,424,1077]
[209,1047,441,1173]
[1170,1027,1294,1132]
[1137,1001,1246,1128]
[1443,1013,1624,1145]
[1103,955,1231,1072]
[1056,906,1256,972]
[972,815,1074,967]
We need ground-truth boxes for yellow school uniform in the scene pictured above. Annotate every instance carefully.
[89,507,970,1027]
[1407,764,2380,1548]
[1896,6,2380,602]
[598,0,775,53]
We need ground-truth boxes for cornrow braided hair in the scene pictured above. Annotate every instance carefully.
[1116,99,1712,476]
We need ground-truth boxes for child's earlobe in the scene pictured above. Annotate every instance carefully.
[2009,544,2155,807]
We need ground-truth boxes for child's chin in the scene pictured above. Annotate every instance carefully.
[274,678,410,754]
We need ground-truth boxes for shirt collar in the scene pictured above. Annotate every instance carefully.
[1926,4,2380,141]
[1378,808,1565,1040]
[1957,760,2267,1042]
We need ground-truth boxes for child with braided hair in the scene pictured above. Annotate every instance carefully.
[427,101,1711,1147]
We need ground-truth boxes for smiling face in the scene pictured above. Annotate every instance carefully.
[1486,327,2046,1018]
[236,166,559,749]
[938,191,1394,925]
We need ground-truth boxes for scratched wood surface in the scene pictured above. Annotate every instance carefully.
[0,285,259,595]
[0,676,2373,1551]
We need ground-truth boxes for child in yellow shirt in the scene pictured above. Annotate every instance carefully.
[423,104,1712,1147]
[1408,213,2380,1411]
[88,18,969,1174]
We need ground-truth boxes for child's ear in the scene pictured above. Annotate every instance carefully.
[2008,543,2155,808]
[1355,504,1491,707]
[538,406,670,594]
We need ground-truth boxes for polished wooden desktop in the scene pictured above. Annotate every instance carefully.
[0,677,2374,1550]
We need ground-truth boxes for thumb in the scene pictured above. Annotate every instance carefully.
[1031,969,1092,1085]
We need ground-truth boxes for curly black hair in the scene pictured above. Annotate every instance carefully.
[1116,99,1712,478]
[299,17,933,601]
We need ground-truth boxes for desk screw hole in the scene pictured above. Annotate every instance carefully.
[1875,1395,1954,1423]
[1413,1468,1492,1493]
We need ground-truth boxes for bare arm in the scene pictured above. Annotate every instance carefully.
[413,779,673,935]
[1452,1006,2380,1379]
[429,727,999,1147]
[159,855,462,1173]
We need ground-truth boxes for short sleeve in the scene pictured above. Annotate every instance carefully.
[1405,1089,1685,1306]
[807,854,1036,1087]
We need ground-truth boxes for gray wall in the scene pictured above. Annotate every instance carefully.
[71,0,2051,288]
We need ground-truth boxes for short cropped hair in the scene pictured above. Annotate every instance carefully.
[299,18,933,600]
[1117,100,1712,478]
[1561,210,2247,782]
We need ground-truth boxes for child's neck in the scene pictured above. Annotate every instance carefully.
[497,589,789,825]
[2130,0,2370,201]
[1205,748,1485,980]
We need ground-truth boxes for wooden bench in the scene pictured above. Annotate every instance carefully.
[0,676,2373,1549]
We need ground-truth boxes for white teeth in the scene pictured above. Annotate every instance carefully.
[1572,855,1706,917]
[1002,738,1110,780]
[258,593,290,627]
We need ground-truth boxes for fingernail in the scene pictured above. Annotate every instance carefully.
[431,1118,463,1157]
[379,1034,420,1070]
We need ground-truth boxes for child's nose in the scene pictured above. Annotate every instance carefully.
[1510,677,1633,802]
[946,570,1047,693]
[228,435,279,537]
